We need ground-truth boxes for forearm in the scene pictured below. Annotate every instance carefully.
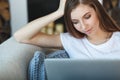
[14,10,63,42]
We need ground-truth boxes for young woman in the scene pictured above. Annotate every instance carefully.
[14,0,120,59]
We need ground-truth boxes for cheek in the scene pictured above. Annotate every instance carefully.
[74,25,83,32]
[74,25,79,30]
[88,17,99,27]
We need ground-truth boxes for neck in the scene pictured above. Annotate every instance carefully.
[87,32,113,45]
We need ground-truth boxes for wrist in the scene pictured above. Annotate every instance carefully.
[55,9,64,17]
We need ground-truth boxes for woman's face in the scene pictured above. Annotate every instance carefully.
[71,4,101,36]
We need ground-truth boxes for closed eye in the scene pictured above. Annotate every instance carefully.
[72,21,78,24]
[71,19,79,25]
[84,14,91,19]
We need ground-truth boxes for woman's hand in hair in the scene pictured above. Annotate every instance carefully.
[57,0,66,16]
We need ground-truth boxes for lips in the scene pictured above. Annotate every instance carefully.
[84,28,92,34]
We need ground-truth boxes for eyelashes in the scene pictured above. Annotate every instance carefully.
[84,15,91,19]
[72,21,78,24]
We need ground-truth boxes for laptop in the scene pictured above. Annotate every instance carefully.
[45,58,120,80]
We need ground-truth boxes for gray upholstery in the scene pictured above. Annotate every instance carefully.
[0,37,42,80]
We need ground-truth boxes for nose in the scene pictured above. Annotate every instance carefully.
[80,21,87,31]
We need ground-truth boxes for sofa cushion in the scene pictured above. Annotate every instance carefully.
[0,37,42,80]
[28,50,69,80]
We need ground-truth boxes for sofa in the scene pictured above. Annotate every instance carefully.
[0,36,43,80]
[0,36,69,80]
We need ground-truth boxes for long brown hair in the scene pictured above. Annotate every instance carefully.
[64,0,120,38]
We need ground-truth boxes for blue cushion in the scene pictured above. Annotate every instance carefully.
[28,51,45,80]
[28,50,69,80]
[46,50,69,58]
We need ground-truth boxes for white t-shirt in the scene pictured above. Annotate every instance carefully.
[60,32,120,59]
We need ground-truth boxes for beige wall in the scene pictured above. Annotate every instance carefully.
[99,0,103,4]
[9,0,28,35]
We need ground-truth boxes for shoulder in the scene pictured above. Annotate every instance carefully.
[60,32,84,45]
[60,32,80,40]
[60,32,72,37]
[114,31,120,37]
[112,31,120,40]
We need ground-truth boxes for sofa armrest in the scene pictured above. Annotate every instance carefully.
[0,37,42,80]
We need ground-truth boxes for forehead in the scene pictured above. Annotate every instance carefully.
[71,4,94,18]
